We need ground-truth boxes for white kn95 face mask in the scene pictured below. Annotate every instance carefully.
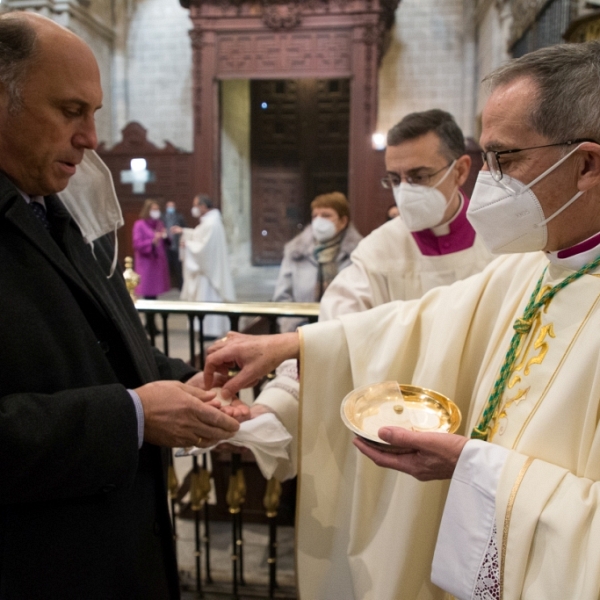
[467,144,584,254]
[392,161,456,231]
[312,216,338,243]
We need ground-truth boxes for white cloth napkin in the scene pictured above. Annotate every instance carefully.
[175,413,292,480]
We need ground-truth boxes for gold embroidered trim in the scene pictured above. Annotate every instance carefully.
[512,291,600,448]
[500,456,534,599]
[295,327,305,597]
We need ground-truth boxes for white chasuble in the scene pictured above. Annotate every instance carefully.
[180,210,235,338]
[320,216,493,320]
[477,263,600,600]
[298,251,600,599]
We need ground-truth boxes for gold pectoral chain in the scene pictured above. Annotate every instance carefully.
[471,253,600,441]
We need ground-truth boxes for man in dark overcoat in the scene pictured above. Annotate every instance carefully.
[0,12,241,598]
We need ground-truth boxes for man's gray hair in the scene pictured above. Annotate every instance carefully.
[0,13,38,110]
[485,41,600,144]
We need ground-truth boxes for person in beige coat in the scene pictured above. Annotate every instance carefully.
[273,191,362,332]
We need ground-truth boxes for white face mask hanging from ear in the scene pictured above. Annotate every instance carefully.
[467,143,584,254]
[58,149,124,277]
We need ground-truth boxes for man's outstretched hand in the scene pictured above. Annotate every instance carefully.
[203,332,300,398]
[353,427,468,481]
[135,380,241,448]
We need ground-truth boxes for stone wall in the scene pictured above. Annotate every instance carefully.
[475,1,512,126]
[377,0,476,137]
[220,79,251,273]
[123,0,193,151]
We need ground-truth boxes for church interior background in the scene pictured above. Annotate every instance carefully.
[3,0,599,275]
[4,0,600,593]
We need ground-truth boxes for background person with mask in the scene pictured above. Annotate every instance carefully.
[133,198,171,335]
[163,200,186,289]
[175,194,236,339]
[320,109,493,319]
[273,191,362,332]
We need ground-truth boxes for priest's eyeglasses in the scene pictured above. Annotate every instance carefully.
[381,162,453,189]
[481,139,596,182]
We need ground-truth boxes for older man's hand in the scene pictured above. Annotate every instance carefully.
[135,380,241,448]
[203,332,300,398]
[353,427,468,481]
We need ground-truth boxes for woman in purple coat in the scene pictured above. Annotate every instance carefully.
[132,199,170,335]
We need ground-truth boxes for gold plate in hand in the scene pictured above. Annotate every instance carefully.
[340,382,461,446]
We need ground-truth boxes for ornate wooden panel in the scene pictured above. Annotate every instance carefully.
[182,0,401,241]
[252,169,304,265]
[218,31,352,76]
[97,122,195,264]
[251,78,349,264]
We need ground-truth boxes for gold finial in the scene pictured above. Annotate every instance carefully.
[123,256,140,302]
[168,465,179,498]
[263,477,282,518]
[226,469,247,514]
[190,468,212,511]
[393,405,404,414]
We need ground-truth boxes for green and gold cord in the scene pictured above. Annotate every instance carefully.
[471,253,600,441]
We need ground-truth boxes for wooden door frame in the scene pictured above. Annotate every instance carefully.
[181,0,400,234]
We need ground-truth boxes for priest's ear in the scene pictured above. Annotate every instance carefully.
[576,141,600,193]
[455,154,472,188]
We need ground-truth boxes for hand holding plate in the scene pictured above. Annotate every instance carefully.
[354,427,468,481]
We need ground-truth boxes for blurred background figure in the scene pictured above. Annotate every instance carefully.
[163,200,186,289]
[132,199,171,336]
[386,203,399,220]
[273,191,362,332]
[175,194,236,339]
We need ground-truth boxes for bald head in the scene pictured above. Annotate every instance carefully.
[0,11,102,195]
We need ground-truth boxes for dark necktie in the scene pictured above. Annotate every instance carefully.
[29,200,51,230]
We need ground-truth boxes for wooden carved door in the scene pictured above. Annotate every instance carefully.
[251,78,350,265]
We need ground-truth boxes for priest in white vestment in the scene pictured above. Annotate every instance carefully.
[204,41,600,600]
[176,195,236,338]
[251,110,493,596]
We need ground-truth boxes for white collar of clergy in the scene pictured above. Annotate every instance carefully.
[546,230,600,271]
[431,191,464,237]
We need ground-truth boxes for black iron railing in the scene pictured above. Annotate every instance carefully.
[136,300,319,599]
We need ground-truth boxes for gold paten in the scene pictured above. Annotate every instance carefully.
[341,382,461,445]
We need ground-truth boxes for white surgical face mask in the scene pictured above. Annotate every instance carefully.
[467,144,584,254]
[393,161,456,231]
[191,206,201,218]
[149,209,161,220]
[57,149,124,277]
[312,216,337,243]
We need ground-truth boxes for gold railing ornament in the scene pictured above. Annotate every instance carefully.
[226,469,247,514]
[123,256,140,302]
[167,465,179,499]
[263,477,282,518]
[190,468,212,511]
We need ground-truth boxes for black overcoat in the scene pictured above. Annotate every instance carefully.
[0,173,195,599]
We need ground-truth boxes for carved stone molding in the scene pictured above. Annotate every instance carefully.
[183,0,401,59]
[262,3,302,30]
[216,30,352,76]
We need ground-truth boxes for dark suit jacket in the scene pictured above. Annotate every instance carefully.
[0,173,196,599]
